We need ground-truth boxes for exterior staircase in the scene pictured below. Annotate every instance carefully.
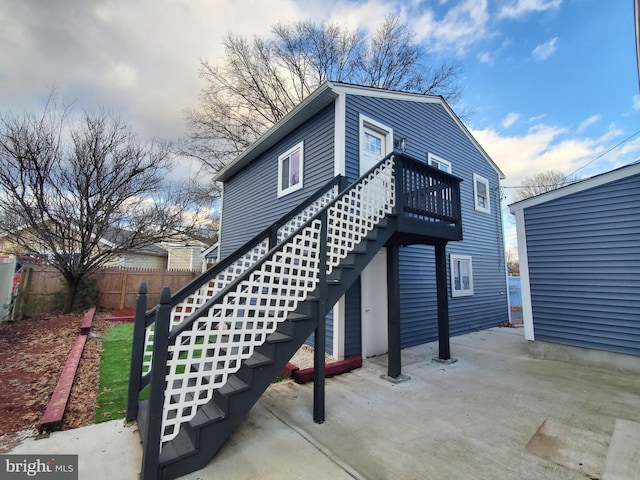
[127,153,462,480]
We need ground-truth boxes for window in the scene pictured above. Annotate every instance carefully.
[473,173,490,213]
[450,254,473,297]
[428,153,452,173]
[364,131,382,156]
[277,141,304,197]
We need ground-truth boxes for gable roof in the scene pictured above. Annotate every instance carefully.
[214,83,339,182]
[100,227,168,256]
[214,81,504,182]
[509,161,640,213]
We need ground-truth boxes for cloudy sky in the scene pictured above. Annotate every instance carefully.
[1,0,638,248]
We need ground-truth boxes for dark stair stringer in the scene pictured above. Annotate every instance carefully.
[139,214,397,480]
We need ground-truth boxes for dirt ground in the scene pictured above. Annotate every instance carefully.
[0,311,127,452]
[0,307,319,453]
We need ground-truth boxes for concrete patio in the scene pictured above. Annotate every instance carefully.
[11,326,640,479]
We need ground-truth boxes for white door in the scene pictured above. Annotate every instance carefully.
[361,249,388,357]
[360,125,387,175]
[359,118,391,357]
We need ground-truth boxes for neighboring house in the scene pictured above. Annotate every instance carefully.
[165,245,203,271]
[103,244,168,269]
[1,225,213,271]
[509,162,640,360]
[214,82,509,359]
[202,242,219,270]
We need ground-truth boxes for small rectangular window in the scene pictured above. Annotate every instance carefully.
[278,141,304,197]
[364,132,382,155]
[450,254,474,297]
[473,173,490,213]
[428,153,452,173]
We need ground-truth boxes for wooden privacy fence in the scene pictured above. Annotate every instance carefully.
[17,266,199,315]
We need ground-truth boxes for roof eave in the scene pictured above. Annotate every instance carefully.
[214,80,505,183]
[214,82,339,182]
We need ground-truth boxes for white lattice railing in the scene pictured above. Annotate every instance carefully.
[158,156,395,444]
[140,186,340,375]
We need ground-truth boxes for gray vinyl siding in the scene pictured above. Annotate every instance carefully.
[220,105,335,258]
[524,174,640,356]
[344,94,509,351]
[304,310,333,352]
[344,281,362,357]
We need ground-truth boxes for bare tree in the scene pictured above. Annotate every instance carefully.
[183,14,463,175]
[513,170,576,202]
[0,99,205,312]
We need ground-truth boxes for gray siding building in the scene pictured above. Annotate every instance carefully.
[509,162,640,357]
[215,82,509,359]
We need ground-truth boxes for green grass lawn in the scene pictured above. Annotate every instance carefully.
[94,322,286,423]
[95,322,143,423]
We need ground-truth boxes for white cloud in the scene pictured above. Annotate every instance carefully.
[577,114,601,133]
[0,0,307,140]
[473,120,640,206]
[470,122,623,195]
[502,112,520,128]
[616,136,640,159]
[299,0,395,32]
[413,0,490,54]
[528,114,546,122]
[498,0,562,20]
[531,37,558,60]
[478,52,494,64]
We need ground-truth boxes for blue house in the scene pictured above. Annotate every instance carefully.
[128,82,509,479]
[214,82,508,359]
[509,162,640,362]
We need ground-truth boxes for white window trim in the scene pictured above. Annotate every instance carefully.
[473,173,491,214]
[359,115,393,156]
[277,141,304,197]
[427,152,452,173]
[334,92,346,176]
[450,254,474,297]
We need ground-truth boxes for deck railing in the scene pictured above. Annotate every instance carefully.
[396,155,462,224]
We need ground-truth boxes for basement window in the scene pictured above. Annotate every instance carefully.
[450,254,474,297]
[278,141,304,197]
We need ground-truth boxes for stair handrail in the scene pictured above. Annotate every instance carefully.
[153,154,397,446]
[126,175,346,420]
[165,151,403,342]
[143,174,347,324]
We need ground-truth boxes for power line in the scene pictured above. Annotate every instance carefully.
[501,128,640,189]
[563,128,640,179]
[501,182,572,189]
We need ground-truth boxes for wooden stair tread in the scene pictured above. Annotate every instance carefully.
[190,401,225,428]
[217,375,249,397]
[244,352,272,368]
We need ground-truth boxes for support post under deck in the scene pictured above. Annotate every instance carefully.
[435,242,451,360]
[387,239,402,378]
[313,211,328,424]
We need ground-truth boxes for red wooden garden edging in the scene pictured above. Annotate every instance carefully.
[39,307,96,433]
